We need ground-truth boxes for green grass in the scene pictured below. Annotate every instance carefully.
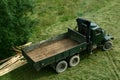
[0,0,120,80]
[29,0,114,42]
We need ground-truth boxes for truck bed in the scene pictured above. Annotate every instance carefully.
[26,38,79,62]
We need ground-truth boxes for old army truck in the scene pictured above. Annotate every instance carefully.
[22,18,113,73]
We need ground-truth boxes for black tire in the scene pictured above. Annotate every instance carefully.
[55,60,68,73]
[102,41,112,51]
[69,54,80,67]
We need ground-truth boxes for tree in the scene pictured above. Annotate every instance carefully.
[0,0,35,59]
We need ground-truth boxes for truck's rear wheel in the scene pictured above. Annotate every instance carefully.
[102,41,112,51]
[69,54,80,67]
[56,60,68,73]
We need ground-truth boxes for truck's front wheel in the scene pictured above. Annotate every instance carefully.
[56,60,68,73]
[69,54,80,67]
[102,41,112,51]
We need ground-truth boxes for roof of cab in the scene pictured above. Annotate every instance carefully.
[90,22,100,30]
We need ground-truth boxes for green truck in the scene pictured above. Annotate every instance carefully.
[22,18,113,73]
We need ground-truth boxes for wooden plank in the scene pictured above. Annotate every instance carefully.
[0,55,21,70]
[0,42,32,76]
[26,38,79,62]
[0,56,13,64]
[0,59,27,76]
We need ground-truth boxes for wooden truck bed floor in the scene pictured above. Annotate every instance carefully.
[26,38,79,62]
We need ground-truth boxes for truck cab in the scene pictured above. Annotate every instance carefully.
[76,18,113,51]
[90,22,104,45]
[22,18,114,73]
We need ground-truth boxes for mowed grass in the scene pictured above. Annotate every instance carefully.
[29,0,114,42]
[0,0,120,80]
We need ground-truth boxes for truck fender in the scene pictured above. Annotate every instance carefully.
[104,35,114,41]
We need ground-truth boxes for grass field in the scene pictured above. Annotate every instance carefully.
[0,0,120,80]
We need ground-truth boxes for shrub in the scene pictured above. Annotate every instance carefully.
[0,0,35,59]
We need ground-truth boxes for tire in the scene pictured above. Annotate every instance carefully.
[55,60,68,73]
[102,41,112,51]
[69,55,80,67]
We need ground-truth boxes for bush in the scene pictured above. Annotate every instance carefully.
[0,0,35,59]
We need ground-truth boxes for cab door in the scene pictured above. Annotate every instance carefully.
[92,28,104,45]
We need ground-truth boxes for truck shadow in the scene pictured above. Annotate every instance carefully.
[9,49,102,80]
[9,63,56,80]
[80,49,100,59]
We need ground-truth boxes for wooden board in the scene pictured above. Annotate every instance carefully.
[0,55,27,76]
[26,38,79,62]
